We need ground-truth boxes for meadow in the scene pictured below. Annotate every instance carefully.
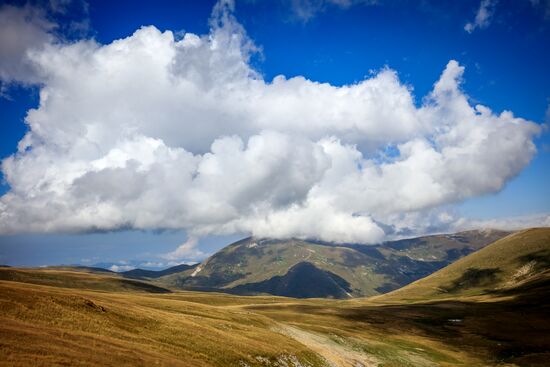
[1,228,549,366]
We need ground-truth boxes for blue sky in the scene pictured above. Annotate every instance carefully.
[0,0,549,269]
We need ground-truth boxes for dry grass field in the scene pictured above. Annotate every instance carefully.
[1,228,549,366]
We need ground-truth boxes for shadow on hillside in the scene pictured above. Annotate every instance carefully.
[248,274,550,366]
[517,249,550,270]
[443,267,501,293]
[348,275,550,366]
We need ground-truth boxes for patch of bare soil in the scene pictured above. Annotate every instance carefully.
[275,325,380,367]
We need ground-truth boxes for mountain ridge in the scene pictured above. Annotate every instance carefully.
[153,228,510,298]
[121,263,197,280]
[30,229,512,299]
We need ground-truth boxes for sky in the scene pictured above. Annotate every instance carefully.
[0,0,549,270]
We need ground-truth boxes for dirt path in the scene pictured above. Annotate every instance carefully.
[275,325,380,367]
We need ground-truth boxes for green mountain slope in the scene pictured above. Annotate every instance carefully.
[231,261,354,298]
[376,227,550,302]
[156,229,509,298]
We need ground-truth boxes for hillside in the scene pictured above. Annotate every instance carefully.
[0,267,171,293]
[121,263,197,280]
[376,227,550,302]
[0,280,329,367]
[1,227,550,366]
[45,266,115,274]
[156,229,509,298]
[231,261,354,298]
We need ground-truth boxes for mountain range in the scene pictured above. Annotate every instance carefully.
[123,229,509,298]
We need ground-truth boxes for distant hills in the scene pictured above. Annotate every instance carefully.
[122,263,196,280]
[139,229,509,298]
[0,266,171,293]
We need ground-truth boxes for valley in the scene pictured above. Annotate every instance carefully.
[1,228,549,366]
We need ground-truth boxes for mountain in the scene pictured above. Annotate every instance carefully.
[121,263,197,280]
[155,229,509,298]
[231,261,354,298]
[376,227,550,302]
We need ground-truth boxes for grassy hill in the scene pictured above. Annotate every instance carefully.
[0,280,328,367]
[0,273,503,367]
[45,265,116,274]
[1,228,549,366]
[0,267,171,293]
[121,263,197,280]
[376,227,550,302]
[156,229,509,298]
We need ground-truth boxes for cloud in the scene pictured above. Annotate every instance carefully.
[0,4,56,85]
[0,1,542,244]
[109,264,135,272]
[162,237,206,262]
[458,213,550,232]
[464,0,497,33]
[376,210,550,240]
[285,0,376,22]
[0,0,90,91]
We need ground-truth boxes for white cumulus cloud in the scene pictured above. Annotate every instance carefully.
[0,0,542,245]
[162,237,206,262]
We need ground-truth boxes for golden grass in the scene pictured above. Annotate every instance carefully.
[0,267,170,293]
[0,280,326,366]
[1,228,549,366]
[375,227,550,303]
[0,277,493,366]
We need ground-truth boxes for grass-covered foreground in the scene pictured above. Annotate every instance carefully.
[1,228,549,366]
